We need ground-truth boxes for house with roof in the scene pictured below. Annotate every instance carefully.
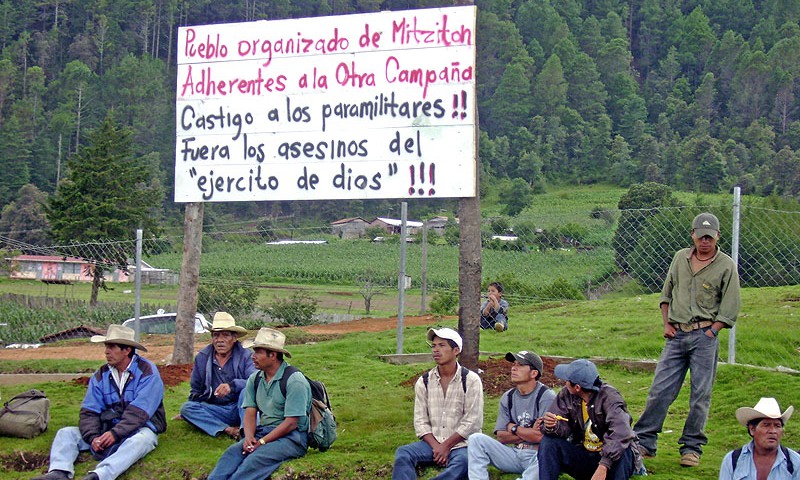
[329,217,371,239]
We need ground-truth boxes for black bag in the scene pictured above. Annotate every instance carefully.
[0,389,50,439]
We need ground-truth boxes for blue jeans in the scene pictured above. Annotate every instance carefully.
[467,432,538,480]
[633,328,719,456]
[392,441,468,480]
[208,426,307,480]
[480,314,507,331]
[538,436,634,480]
[47,426,158,480]
[180,389,246,436]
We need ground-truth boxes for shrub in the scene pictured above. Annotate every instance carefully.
[198,282,259,317]
[266,291,318,326]
[429,290,458,315]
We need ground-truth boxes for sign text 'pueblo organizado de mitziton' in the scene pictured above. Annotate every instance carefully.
[174,6,477,203]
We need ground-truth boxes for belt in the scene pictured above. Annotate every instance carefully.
[513,443,537,450]
[671,320,713,332]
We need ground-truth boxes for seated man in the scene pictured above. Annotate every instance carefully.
[177,311,254,439]
[393,327,484,480]
[468,350,556,480]
[32,325,166,480]
[538,359,642,480]
[480,282,509,332]
[208,327,311,480]
[719,397,799,480]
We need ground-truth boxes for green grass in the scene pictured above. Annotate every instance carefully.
[1,286,798,479]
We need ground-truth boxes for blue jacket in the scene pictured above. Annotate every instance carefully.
[79,354,166,445]
[188,341,255,404]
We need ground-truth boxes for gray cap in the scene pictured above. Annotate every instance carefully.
[554,359,600,392]
[692,212,720,238]
[505,351,543,374]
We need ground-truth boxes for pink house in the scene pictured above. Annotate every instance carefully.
[9,255,132,283]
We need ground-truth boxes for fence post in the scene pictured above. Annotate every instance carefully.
[396,202,408,354]
[729,186,741,364]
[133,228,142,341]
[421,220,428,315]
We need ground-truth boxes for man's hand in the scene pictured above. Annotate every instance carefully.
[663,323,676,339]
[542,412,558,429]
[92,431,115,452]
[431,442,450,466]
[242,436,258,455]
[214,383,232,398]
[591,464,608,480]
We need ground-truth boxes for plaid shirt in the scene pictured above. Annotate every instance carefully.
[413,364,484,449]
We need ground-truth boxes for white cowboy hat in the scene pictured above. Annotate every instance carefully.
[736,397,794,426]
[211,312,247,338]
[91,324,147,352]
[243,327,291,357]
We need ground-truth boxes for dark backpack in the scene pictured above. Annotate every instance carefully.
[422,367,470,393]
[255,366,337,451]
[505,384,547,419]
[731,445,794,474]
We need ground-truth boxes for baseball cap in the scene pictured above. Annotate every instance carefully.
[554,359,600,392]
[692,212,720,238]
[505,351,543,373]
[427,327,462,350]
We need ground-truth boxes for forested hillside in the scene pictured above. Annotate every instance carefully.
[1,0,799,225]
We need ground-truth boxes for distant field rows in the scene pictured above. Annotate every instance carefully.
[146,241,618,293]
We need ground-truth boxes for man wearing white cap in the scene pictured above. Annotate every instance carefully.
[719,397,799,480]
[208,327,311,480]
[468,350,555,480]
[538,359,641,480]
[32,325,166,480]
[634,212,741,467]
[177,312,255,439]
[393,327,484,479]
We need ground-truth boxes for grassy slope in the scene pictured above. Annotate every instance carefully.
[2,286,798,479]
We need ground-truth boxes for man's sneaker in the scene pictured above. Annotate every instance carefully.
[31,470,71,480]
[638,445,655,458]
[494,322,505,332]
[81,473,100,480]
[680,452,700,467]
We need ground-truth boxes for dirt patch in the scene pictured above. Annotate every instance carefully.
[0,450,58,472]
[72,363,193,388]
[301,314,445,334]
[402,355,560,397]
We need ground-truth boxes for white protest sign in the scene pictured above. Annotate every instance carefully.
[175,6,477,202]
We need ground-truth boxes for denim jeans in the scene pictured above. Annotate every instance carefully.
[633,328,719,456]
[180,388,246,436]
[47,426,158,480]
[207,426,307,480]
[538,436,634,480]
[393,441,469,480]
[467,432,538,480]
[480,314,507,331]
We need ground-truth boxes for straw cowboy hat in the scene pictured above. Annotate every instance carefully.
[91,324,147,352]
[211,312,247,338]
[736,397,794,426]
[243,327,291,357]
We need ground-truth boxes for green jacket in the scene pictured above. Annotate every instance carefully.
[659,246,741,327]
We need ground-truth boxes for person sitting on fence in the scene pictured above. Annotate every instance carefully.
[31,324,166,480]
[480,282,509,332]
[718,397,799,480]
[175,312,254,440]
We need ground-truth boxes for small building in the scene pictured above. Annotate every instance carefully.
[426,216,451,235]
[371,217,424,235]
[9,255,132,283]
[329,217,371,239]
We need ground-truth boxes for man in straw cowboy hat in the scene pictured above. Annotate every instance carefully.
[208,327,311,480]
[31,325,166,480]
[719,397,799,480]
[176,312,255,439]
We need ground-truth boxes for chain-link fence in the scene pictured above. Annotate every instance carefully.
[1,196,798,369]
